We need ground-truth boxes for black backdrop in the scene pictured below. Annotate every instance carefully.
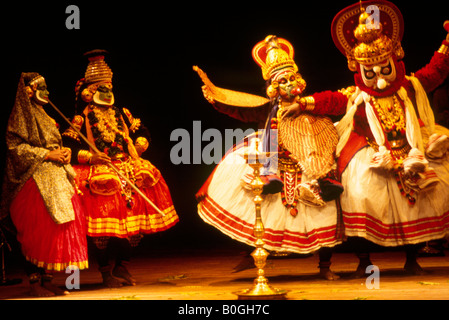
[2,1,448,253]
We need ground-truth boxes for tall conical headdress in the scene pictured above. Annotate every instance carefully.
[331,0,404,71]
[84,49,113,84]
[252,35,298,80]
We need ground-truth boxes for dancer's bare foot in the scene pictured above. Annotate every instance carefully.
[404,260,426,275]
[101,271,123,288]
[350,258,373,279]
[232,255,254,273]
[112,264,136,286]
[29,282,55,297]
[42,281,70,295]
[319,268,340,280]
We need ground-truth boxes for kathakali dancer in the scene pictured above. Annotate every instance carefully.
[1,73,88,296]
[282,0,449,275]
[63,50,178,287]
[194,36,344,280]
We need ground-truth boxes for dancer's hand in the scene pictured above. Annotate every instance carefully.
[280,102,302,119]
[90,151,111,164]
[61,147,72,164]
[45,148,67,164]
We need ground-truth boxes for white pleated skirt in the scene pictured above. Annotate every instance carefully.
[341,126,449,246]
[198,138,342,254]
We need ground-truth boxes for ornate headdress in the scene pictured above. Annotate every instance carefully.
[84,49,113,84]
[77,50,113,104]
[331,0,404,71]
[252,35,298,80]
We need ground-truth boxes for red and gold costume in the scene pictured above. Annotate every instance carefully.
[63,52,178,241]
[295,1,449,247]
[63,51,178,286]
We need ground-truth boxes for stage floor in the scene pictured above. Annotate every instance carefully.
[1,247,449,300]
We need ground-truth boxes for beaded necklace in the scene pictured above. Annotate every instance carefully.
[87,105,126,157]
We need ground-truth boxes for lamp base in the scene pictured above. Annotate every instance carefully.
[234,282,288,300]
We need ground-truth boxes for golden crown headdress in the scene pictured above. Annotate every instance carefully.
[84,49,113,84]
[331,0,404,71]
[252,35,298,80]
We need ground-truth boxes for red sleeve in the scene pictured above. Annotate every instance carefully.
[414,45,449,93]
[311,90,348,116]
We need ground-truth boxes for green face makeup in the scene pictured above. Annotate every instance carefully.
[93,83,115,106]
[34,82,50,105]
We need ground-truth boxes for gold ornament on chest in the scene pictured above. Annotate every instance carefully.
[91,106,122,142]
[372,95,406,134]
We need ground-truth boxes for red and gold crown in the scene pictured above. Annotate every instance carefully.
[331,0,404,71]
[252,35,298,80]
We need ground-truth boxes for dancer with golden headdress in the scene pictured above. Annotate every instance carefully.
[1,73,88,296]
[63,50,179,287]
[194,36,343,280]
[283,0,449,275]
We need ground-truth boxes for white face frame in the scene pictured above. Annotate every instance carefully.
[360,57,396,90]
[33,88,49,105]
[92,83,115,106]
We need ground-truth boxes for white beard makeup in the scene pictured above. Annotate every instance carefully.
[360,58,397,90]
[33,89,50,105]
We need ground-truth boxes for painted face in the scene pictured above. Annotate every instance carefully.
[33,81,50,105]
[360,58,396,91]
[93,83,114,106]
[272,70,306,101]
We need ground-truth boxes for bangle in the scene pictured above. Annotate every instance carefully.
[299,96,315,111]
[77,150,93,164]
[437,43,449,56]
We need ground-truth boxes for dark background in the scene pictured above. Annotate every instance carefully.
[1,1,448,256]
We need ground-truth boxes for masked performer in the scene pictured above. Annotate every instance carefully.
[0,73,88,296]
[282,0,449,275]
[63,50,178,287]
[194,36,343,280]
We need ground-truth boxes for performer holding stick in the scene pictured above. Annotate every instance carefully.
[62,50,179,287]
[1,73,88,296]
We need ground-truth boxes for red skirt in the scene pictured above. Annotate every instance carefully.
[10,178,89,272]
[73,164,179,238]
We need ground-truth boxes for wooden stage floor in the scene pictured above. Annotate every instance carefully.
[1,246,449,301]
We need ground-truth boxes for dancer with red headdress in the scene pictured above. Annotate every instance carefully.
[282,0,449,275]
[194,36,344,280]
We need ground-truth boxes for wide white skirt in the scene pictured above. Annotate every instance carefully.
[341,127,449,246]
[197,137,342,254]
